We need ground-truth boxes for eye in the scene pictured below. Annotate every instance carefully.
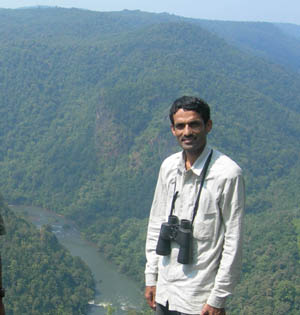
[189,121,202,129]
[174,123,185,130]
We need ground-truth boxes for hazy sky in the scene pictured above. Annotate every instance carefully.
[1,0,300,25]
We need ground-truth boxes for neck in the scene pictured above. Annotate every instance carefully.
[184,145,206,170]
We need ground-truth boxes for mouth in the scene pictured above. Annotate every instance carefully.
[181,137,195,144]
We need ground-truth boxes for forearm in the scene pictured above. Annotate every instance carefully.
[145,217,161,286]
[145,165,168,286]
[208,174,245,308]
[207,233,243,308]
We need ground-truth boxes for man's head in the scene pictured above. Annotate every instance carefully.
[169,96,210,126]
[170,96,212,157]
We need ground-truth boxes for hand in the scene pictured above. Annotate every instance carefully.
[144,286,156,310]
[201,303,225,315]
[0,298,5,315]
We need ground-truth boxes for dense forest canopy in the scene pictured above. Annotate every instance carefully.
[0,7,299,314]
[0,195,94,314]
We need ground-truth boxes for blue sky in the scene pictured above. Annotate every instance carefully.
[1,0,300,25]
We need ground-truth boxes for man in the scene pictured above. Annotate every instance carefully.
[0,212,5,315]
[145,96,245,315]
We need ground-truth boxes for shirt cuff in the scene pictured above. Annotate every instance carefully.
[206,294,227,309]
[145,273,158,286]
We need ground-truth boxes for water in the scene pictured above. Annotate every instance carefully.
[11,205,144,315]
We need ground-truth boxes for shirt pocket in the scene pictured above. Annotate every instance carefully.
[193,205,217,241]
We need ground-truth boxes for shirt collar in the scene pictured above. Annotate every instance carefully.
[177,145,212,177]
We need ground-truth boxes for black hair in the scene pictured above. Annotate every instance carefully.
[169,96,211,125]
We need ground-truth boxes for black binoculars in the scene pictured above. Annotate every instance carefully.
[156,215,193,264]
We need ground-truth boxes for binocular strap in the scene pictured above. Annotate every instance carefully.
[169,149,213,225]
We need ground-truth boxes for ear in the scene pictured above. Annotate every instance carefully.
[205,120,213,133]
[171,124,176,136]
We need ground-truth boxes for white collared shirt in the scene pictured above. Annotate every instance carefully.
[145,145,245,313]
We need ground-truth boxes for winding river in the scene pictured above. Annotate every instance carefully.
[11,205,144,315]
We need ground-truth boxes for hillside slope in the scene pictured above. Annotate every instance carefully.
[0,195,94,314]
[0,8,299,314]
[1,9,300,217]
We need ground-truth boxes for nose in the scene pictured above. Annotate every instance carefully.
[183,124,193,136]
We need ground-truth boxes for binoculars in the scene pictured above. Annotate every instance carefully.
[156,215,193,264]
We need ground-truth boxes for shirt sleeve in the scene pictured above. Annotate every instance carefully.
[145,164,168,286]
[207,171,245,308]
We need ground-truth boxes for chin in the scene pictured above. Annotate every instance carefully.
[184,146,205,155]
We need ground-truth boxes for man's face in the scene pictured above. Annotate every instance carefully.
[171,109,212,155]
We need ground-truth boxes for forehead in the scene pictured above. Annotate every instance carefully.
[173,109,203,123]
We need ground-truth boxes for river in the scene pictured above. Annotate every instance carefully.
[11,205,144,315]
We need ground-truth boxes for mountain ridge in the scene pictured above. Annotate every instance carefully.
[0,8,299,314]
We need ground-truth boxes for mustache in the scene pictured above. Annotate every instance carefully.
[181,135,195,140]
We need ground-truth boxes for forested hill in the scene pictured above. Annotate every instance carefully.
[0,195,94,314]
[0,7,299,314]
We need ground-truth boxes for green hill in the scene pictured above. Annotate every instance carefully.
[0,195,94,314]
[0,8,299,314]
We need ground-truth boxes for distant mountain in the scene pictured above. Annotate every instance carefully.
[17,6,54,10]
[277,23,300,40]
[195,20,300,73]
[0,8,299,314]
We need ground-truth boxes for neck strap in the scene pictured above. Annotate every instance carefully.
[191,149,213,223]
[169,149,213,224]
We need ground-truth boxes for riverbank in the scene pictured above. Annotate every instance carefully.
[11,205,144,315]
